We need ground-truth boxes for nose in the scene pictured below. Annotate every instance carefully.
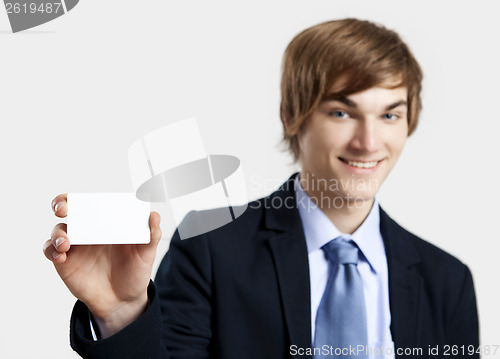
[349,118,379,152]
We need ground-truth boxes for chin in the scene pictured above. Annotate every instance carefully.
[343,191,376,202]
[337,178,380,197]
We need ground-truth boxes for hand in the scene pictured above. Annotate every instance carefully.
[43,194,162,338]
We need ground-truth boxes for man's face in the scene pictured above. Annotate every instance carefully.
[297,84,408,204]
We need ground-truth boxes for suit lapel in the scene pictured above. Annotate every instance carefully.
[379,208,423,352]
[264,175,313,356]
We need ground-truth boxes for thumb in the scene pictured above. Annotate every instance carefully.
[149,211,162,248]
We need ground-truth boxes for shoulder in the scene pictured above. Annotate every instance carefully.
[166,194,277,265]
[175,175,299,243]
[381,209,479,342]
[176,197,268,240]
[380,207,473,286]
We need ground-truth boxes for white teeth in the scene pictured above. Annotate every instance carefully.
[346,160,379,168]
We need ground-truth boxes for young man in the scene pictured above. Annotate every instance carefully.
[45,19,479,358]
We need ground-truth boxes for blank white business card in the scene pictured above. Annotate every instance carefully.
[67,193,151,245]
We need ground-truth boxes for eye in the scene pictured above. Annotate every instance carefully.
[382,113,399,121]
[329,111,349,118]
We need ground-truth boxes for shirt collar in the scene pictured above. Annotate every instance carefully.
[295,173,385,274]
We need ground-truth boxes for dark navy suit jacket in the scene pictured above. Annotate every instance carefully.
[70,174,479,358]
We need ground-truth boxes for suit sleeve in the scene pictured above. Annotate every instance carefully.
[69,230,213,359]
[446,264,480,357]
[154,229,213,358]
[70,281,169,358]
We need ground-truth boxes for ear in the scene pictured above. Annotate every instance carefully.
[283,116,301,136]
[282,115,291,133]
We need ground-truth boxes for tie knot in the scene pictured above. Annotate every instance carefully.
[322,239,359,265]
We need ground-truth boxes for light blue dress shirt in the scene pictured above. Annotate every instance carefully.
[295,175,395,358]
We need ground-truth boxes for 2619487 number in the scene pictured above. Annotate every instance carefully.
[443,345,498,357]
[5,2,63,14]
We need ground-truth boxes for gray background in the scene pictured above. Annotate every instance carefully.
[1,1,498,358]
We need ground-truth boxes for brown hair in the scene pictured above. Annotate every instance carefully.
[280,18,423,162]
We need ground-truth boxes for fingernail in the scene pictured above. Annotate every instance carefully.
[55,237,65,248]
[52,251,62,260]
[54,202,64,212]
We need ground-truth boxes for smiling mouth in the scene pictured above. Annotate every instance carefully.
[339,157,382,169]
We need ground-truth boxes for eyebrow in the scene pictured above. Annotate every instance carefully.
[323,96,408,111]
[384,100,408,111]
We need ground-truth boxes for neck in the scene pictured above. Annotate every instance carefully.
[299,174,375,234]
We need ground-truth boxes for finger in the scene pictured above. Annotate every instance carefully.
[43,239,68,264]
[51,194,68,218]
[149,212,162,246]
[50,223,71,253]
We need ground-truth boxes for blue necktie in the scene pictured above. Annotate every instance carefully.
[313,239,368,358]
